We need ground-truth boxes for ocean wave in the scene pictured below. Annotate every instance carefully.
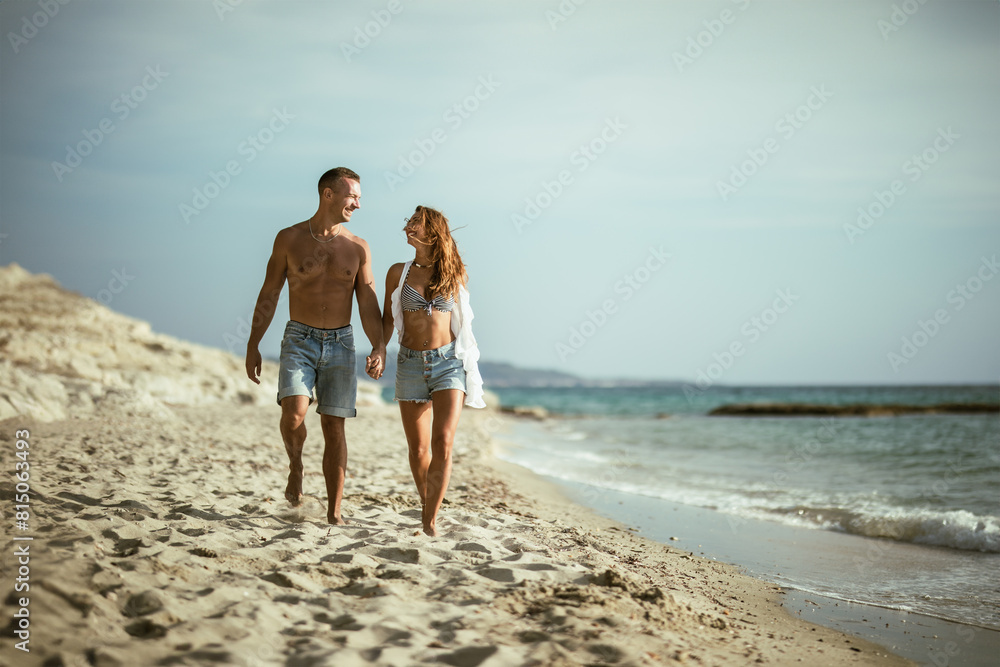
[499,424,1000,554]
[524,464,1000,553]
[771,505,1000,553]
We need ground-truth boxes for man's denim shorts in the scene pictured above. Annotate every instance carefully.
[395,340,467,403]
[277,321,357,418]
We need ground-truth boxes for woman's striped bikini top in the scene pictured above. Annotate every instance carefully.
[400,267,454,315]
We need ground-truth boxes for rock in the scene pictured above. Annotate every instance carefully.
[122,590,164,617]
[500,405,549,420]
[123,617,168,638]
[707,402,999,417]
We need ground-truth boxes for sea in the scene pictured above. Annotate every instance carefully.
[488,384,1000,639]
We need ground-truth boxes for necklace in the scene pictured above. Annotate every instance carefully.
[309,219,341,244]
[413,259,432,268]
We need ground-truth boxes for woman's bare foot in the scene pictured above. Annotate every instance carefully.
[328,512,348,526]
[420,500,437,536]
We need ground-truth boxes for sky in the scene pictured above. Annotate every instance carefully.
[1,0,998,385]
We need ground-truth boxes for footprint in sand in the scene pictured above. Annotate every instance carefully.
[454,541,491,553]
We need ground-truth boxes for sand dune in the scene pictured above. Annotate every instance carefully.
[0,263,383,423]
[0,264,911,666]
[0,263,270,422]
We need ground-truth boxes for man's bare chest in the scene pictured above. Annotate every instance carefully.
[286,239,357,285]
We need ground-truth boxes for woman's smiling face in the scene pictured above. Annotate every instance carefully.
[404,208,428,247]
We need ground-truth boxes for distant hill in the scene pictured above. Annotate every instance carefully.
[478,360,584,387]
[351,354,683,388]
[351,355,582,387]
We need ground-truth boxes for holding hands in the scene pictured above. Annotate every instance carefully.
[366,348,385,380]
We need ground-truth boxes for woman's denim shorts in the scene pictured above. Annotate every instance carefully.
[395,340,467,403]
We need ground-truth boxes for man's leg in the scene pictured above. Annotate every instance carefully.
[314,326,356,525]
[279,396,310,506]
[320,414,348,525]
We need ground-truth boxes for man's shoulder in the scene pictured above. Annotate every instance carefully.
[279,221,308,236]
[275,222,307,243]
[342,227,371,250]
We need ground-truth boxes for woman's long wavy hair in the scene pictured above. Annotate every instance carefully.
[414,205,467,299]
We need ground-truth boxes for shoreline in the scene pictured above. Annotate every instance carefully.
[485,451,921,665]
[474,419,923,665]
[0,402,917,666]
[489,432,1000,667]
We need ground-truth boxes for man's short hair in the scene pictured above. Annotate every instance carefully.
[318,167,360,195]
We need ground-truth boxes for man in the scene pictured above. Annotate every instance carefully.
[245,167,385,525]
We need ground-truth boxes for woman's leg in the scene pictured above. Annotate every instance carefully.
[423,389,464,536]
[399,400,433,505]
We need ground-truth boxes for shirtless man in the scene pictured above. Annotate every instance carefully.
[245,167,385,525]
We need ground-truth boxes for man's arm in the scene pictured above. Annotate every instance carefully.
[245,233,288,384]
[354,238,385,379]
[380,264,402,356]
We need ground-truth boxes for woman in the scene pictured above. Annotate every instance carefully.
[375,205,485,536]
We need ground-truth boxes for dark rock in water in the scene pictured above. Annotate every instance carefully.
[707,402,1000,417]
[499,405,549,420]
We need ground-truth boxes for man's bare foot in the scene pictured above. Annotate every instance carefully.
[285,468,304,506]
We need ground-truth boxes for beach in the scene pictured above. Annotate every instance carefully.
[1,403,916,667]
[0,264,916,666]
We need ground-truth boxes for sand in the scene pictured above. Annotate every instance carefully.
[0,265,914,666]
